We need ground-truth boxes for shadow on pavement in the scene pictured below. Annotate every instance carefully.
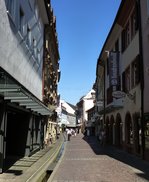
[83,135,149,181]
[106,147,149,181]
[82,135,107,155]
[3,156,22,174]
[5,169,23,175]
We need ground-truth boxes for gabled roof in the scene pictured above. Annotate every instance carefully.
[60,100,76,114]
[66,102,76,110]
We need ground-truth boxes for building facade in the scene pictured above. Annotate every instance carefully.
[140,0,149,160]
[76,89,95,134]
[94,65,105,137]
[43,5,60,144]
[95,0,143,158]
[0,0,60,172]
[57,100,77,129]
[87,106,96,136]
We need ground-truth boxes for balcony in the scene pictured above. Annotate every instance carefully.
[105,98,124,113]
[98,98,124,114]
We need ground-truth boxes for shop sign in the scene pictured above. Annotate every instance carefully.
[112,91,126,98]
[96,100,103,106]
[109,51,119,86]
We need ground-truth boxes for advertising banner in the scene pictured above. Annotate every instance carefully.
[109,51,119,86]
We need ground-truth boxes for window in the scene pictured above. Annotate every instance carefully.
[125,22,130,47]
[37,49,41,64]
[122,23,130,52]
[5,0,16,22]
[26,25,31,47]
[121,22,130,53]
[122,56,140,92]
[125,66,131,93]
[35,6,39,20]
[122,70,130,92]
[131,12,136,40]
[107,58,109,75]
[121,4,139,53]
[19,7,25,35]
[115,39,119,52]
[107,86,113,105]
[131,6,138,40]
[122,72,125,92]
[117,76,121,91]
[131,55,140,88]
[33,38,37,58]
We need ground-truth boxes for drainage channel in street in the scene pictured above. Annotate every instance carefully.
[42,142,66,182]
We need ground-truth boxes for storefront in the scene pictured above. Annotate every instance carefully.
[0,69,52,172]
[144,113,149,160]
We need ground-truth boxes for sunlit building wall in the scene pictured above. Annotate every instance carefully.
[95,0,143,159]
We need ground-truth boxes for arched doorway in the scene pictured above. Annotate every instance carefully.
[105,116,109,144]
[132,112,141,155]
[115,113,122,147]
[125,112,133,153]
[109,115,114,145]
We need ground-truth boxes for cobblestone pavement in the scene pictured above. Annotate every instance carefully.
[48,133,149,182]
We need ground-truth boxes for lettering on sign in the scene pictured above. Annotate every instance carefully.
[112,91,126,98]
[109,51,119,86]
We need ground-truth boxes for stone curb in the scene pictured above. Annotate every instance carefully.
[15,135,64,182]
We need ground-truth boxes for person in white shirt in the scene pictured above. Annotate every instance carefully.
[67,128,71,141]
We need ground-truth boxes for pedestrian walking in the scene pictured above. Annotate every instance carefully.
[100,129,106,147]
[49,133,52,144]
[84,128,87,136]
[67,128,71,141]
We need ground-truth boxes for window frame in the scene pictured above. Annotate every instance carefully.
[19,6,25,36]
[5,0,17,23]
[131,55,140,88]
[125,66,131,93]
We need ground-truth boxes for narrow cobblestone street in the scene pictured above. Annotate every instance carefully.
[48,133,149,182]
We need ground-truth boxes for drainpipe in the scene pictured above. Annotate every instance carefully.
[137,0,145,159]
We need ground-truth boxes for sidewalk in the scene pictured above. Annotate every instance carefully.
[0,134,64,182]
[48,133,149,182]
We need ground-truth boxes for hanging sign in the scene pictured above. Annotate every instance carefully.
[109,51,119,86]
[112,91,126,98]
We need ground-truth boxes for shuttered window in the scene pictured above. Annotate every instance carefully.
[131,55,140,88]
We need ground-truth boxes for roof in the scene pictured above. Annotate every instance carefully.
[66,102,76,111]
[96,0,126,73]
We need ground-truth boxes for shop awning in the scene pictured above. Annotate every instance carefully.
[0,84,53,116]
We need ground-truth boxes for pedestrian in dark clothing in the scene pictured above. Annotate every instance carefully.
[84,128,87,136]
[100,129,106,147]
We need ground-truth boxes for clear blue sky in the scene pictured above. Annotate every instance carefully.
[51,0,121,105]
